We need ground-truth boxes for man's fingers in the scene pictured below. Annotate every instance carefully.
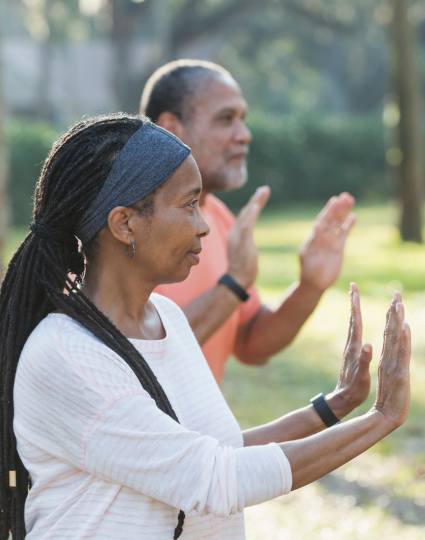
[316,196,338,222]
[340,213,357,240]
[238,186,271,229]
[243,201,262,231]
[316,193,355,229]
[334,193,355,222]
[255,186,271,209]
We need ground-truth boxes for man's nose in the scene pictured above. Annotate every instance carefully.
[233,120,252,145]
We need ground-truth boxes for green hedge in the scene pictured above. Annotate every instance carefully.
[218,112,389,211]
[4,114,389,225]
[5,119,59,226]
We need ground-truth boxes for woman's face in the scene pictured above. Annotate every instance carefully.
[130,155,210,284]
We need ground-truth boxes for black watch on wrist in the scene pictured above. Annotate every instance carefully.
[310,393,340,428]
[218,274,250,302]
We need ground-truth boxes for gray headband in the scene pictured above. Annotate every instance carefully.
[75,123,191,245]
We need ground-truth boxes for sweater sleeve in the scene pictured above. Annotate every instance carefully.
[83,393,292,518]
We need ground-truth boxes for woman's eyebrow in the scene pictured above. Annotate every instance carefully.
[183,187,202,198]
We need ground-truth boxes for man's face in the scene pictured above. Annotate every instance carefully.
[181,75,252,193]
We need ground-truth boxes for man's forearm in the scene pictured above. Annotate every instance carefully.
[234,280,323,363]
[182,284,241,346]
[243,392,350,446]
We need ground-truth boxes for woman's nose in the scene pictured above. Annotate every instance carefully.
[197,209,210,238]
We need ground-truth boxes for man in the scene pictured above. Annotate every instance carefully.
[140,59,355,384]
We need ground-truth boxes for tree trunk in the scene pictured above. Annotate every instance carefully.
[0,0,8,277]
[392,0,424,242]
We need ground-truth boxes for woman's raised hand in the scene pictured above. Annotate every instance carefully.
[326,283,372,419]
[372,291,411,428]
[279,288,411,491]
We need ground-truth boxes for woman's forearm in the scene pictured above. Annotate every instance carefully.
[243,405,325,446]
[281,410,394,490]
[242,392,354,446]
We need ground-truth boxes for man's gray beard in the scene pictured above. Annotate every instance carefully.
[202,166,248,193]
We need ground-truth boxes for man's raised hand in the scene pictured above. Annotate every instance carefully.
[227,186,271,290]
[299,193,356,292]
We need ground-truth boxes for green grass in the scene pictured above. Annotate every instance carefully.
[6,203,425,539]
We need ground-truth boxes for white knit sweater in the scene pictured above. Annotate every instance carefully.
[14,293,292,539]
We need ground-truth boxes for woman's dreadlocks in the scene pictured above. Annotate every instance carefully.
[0,113,186,539]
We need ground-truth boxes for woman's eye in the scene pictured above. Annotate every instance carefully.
[188,199,198,209]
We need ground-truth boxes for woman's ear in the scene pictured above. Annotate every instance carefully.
[107,206,135,244]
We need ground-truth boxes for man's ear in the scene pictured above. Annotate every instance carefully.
[107,206,134,244]
[157,112,186,142]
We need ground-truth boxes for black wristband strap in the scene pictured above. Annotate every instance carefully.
[218,274,250,302]
[310,393,340,428]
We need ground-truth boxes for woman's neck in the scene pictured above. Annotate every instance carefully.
[82,262,165,341]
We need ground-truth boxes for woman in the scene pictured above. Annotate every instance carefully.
[0,114,410,540]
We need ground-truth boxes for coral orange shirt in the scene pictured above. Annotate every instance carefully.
[156,194,262,384]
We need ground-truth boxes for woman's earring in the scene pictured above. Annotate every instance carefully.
[126,240,136,259]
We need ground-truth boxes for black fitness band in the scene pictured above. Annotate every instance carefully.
[218,274,250,302]
[310,393,340,428]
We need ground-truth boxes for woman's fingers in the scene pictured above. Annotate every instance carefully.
[375,306,411,427]
[390,302,405,368]
[350,285,362,345]
[399,319,411,372]
[381,292,401,361]
[344,283,362,356]
[359,343,373,369]
[344,290,354,355]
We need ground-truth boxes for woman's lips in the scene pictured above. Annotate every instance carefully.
[187,248,202,264]
[188,252,200,264]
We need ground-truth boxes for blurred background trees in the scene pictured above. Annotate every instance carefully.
[2,0,425,242]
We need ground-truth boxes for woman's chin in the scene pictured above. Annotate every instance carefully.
[160,266,194,285]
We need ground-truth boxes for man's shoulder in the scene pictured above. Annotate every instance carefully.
[204,194,236,228]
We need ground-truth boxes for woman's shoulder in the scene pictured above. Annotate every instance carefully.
[21,313,123,375]
[19,313,141,399]
[24,313,90,351]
